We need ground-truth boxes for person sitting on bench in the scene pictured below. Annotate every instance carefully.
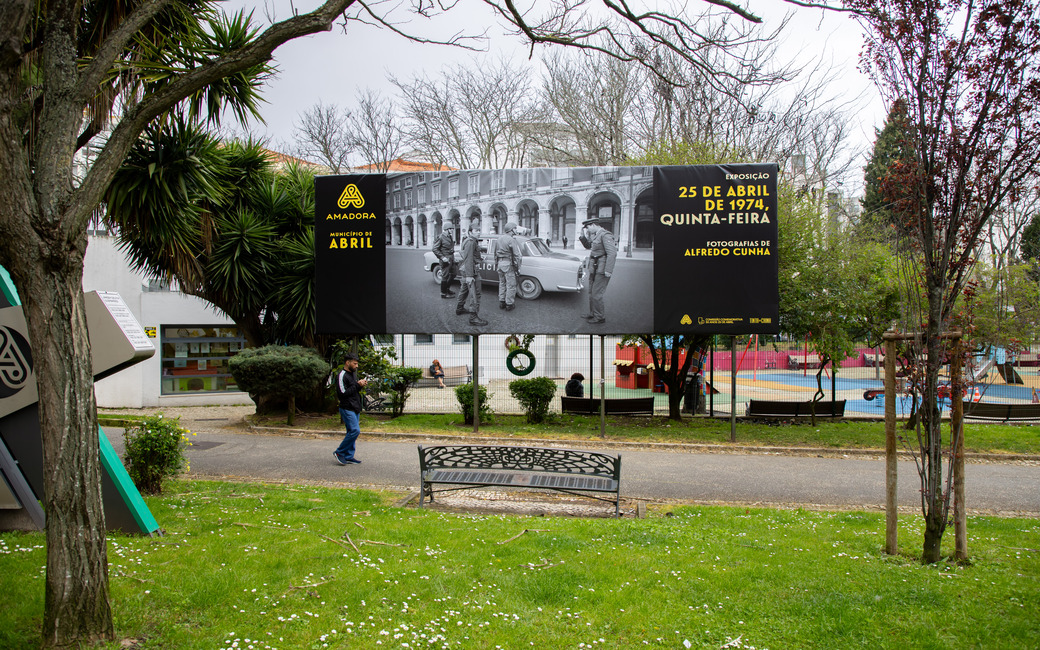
[565,372,585,397]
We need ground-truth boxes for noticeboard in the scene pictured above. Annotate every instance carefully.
[315,164,778,335]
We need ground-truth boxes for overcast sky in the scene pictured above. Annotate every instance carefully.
[229,0,884,182]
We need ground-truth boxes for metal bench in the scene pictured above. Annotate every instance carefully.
[418,444,622,516]
[962,401,1040,421]
[560,396,655,415]
[745,399,846,418]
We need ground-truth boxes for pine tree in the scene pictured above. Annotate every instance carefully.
[859,100,914,239]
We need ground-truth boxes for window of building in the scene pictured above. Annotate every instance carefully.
[160,326,245,395]
[393,179,401,191]
[415,334,434,344]
[492,170,505,194]
[372,334,395,346]
[448,178,459,199]
[453,334,471,344]
[432,183,441,201]
[405,176,413,188]
[520,169,535,190]
[394,193,401,209]
[404,192,412,208]
[418,186,426,204]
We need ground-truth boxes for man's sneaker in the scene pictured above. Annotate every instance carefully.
[345,458,362,464]
[334,452,347,466]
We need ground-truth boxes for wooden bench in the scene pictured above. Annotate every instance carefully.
[560,396,656,415]
[788,353,823,370]
[418,444,622,516]
[745,399,846,418]
[415,364,471,388]
[962,401,1040,421]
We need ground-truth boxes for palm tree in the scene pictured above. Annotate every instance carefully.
[105,121,319,350]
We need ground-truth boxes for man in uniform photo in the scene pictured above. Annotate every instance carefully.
[580,216,617,324]
[433,223,457,299]
[496,221,522,311]
[456,222,489,326]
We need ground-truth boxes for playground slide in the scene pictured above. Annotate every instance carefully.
[969,357,994,383]
[996,362,1024,384]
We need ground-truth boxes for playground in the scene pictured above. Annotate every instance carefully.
[396,354,1040,419]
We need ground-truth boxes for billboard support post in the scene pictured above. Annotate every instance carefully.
[472,335,480,434]
[730,336,737,443]
[599,335,606,438]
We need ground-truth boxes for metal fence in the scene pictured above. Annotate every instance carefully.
[380,335,1040,419]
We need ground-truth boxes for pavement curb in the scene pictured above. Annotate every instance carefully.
[246,425,1040,463]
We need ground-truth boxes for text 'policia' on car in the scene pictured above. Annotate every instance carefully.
[423,233,585,300]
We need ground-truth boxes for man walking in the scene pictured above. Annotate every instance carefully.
[580,216,617,324]
[333,353,368,465]
[433,223,457,299]
[456,223,489,326]
[496,221,522,311]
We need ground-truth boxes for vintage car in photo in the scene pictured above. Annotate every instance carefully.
[423,234,585,299]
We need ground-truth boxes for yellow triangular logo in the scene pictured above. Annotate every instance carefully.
[338,184,365,209]
[680,314,693,325]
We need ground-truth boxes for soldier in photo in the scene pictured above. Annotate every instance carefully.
[580,216,617,324]
[432,223,457,299]
[496,221,522,311]
[456,222,489,326]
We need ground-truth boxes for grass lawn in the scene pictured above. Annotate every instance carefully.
[2,480,1037,649]
[239,411,1040,456]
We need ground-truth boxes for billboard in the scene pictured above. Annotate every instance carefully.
[315,165,778,335]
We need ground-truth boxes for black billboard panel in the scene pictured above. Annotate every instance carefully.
[653,165,779,334]
[314,175,387,334]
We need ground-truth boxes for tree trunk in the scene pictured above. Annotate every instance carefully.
[18,261,113,646]
[922,509,945,564]
[919,288,950,564]
[287,394,296,426]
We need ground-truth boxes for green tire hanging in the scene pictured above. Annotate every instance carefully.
[506,348,536,376]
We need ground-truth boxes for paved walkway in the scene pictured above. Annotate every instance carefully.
[102,405,1040,518]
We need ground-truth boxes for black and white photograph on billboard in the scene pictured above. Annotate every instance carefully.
[381,167,655,335]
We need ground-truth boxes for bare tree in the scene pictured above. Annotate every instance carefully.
[539,52,644,165]
[391,57,548,168]
[539,37,863,191]
[291,101,354,172]
[347,89,405,170]
[982,191,1040,268]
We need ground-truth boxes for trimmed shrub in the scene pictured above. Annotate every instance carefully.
[509,376,558,423]
[230,345,330,425]
[454,382,493,425]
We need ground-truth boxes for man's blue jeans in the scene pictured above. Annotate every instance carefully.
[335,408,360,462]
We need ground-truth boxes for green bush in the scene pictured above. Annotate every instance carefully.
[229,345,330,425]
[123,414,192,494]
[508,376,558,423]
[384,367,424,418]
[454,382,493,425]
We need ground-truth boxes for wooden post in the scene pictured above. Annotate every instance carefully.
[952,335,967,560]
[884,331,898,555]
